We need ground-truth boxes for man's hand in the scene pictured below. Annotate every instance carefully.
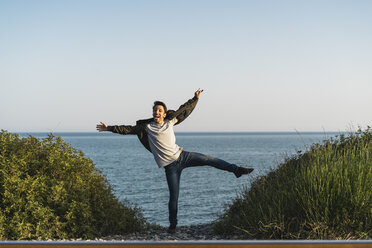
[195,88,204,99]
[96,122,109,132]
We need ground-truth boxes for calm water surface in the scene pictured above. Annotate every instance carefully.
[20,132,341,226]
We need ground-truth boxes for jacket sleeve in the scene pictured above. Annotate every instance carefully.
[166,96,199,125]
[107,125,137,135]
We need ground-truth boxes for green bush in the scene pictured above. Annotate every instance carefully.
[214,128,372,239]
[0,131,145,240]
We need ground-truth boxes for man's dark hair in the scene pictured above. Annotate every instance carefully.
[153,101,167,113]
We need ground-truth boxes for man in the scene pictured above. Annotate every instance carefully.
[96,89,253,233]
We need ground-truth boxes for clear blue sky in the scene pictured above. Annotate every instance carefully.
[1,0,371,132]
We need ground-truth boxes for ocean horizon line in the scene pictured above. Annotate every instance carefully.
[14,131,347,136]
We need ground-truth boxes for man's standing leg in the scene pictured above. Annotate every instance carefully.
[165,161,181,233]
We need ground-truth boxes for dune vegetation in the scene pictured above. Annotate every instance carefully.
[214,128,372,239]
[0,131,145,240]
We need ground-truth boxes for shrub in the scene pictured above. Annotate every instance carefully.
[0,131,145,240]
[214,128,372,239]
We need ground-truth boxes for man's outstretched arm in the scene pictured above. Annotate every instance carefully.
[167,88,203,125]
[96,121,137,135]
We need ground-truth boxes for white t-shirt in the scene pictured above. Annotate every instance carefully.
[146,118,182,168]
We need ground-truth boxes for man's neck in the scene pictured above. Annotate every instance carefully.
[153,120,164,126]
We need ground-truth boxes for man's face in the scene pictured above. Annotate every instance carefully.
[153,105,167,124]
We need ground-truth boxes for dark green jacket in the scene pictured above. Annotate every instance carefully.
[108,96,199,153]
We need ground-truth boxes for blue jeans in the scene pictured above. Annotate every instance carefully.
[164,150,238,226]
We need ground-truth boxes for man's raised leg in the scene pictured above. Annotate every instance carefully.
[181,151,254,177]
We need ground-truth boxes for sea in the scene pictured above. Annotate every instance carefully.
[17,131,342,226]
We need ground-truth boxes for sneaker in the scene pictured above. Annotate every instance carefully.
[234,167,254,178]
[167,224,177,234]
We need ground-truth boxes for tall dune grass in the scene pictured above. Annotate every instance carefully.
[214,128,371,239]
